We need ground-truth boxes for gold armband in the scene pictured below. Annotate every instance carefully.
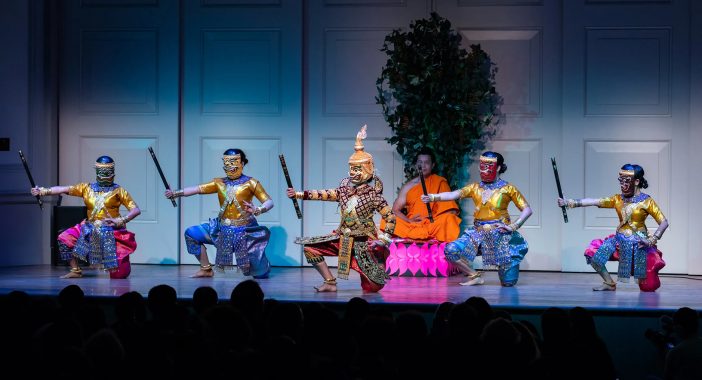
[509,219,524,231]
[39,187,52,196]
[377,232,392,246]
[172,189,184,198]
[295,191,304,199]
[566,199,582,209]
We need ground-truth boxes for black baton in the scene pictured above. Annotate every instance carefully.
[279,154,302,219]
[148,147,177,207]
[418,168,434,223]
[551,157,568,223]
[18,150,43,209]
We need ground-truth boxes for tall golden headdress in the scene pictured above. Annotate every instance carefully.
[348,125,374,181]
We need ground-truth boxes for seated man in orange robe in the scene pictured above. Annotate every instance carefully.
[381,148,461,242]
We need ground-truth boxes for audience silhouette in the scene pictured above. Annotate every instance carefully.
[4,283,702,379]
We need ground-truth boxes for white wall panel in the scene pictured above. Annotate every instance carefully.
[182,0,302,266]
[201,30,281,114]
[585,28,671,116]
[59,0,180,265]
[461,29,542,116]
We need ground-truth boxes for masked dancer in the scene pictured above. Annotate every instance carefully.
[32,156,140,279]
[286,125,396,292]
[421,151,532,286]
[167,149,273,279]
[558,164,668,291]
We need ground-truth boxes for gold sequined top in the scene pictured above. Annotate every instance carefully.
[598,193,666,236]
[198,176,270,220]
[68,183,138,222]
[458,181,529,224]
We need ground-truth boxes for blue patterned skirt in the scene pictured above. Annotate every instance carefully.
[444,221,529,269]
[185,218,271,277]
[590,232,648,281]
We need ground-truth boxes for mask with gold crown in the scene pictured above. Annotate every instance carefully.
[222,153,243,180]
[348,125,374,185]
[95,156,115,187]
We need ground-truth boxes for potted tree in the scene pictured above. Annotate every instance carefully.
[376,12,503,189]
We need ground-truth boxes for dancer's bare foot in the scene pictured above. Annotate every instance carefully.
[593,282,616,291]
[314,278,337,292]
[61,268,82,279]
[460,277,485,286]
[460,272,484,286]
[191,265,214,278]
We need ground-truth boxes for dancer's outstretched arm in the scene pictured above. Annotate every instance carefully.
[557,197,601,208]
[31,185,72,197]
[165,186,201,198]
[286,187,339,202]
[420,189,462,203]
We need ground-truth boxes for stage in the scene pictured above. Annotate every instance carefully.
[1,265,700,314]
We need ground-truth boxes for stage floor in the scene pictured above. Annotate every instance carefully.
[1,265,700,313]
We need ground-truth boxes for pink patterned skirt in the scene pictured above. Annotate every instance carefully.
[57,221,136,279]
[584,234,665,292]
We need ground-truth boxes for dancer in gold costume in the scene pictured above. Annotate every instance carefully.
[558,164,668,292]
[32,156,141,279]
[167,149,274,279]
[422,151,532,286]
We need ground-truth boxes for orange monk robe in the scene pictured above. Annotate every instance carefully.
[381,174,461,242]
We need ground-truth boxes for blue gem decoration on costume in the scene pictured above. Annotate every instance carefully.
[223,175,251,187]
[591,232,648,281]
[622,193,649,204]
[90,182,120,193]
[479,179,508,190]
[73,222,118,270]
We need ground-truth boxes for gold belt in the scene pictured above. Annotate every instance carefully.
[617,228,647,237]
[221,217,252,227]
[91,219,105,228]
[474,222,505,231]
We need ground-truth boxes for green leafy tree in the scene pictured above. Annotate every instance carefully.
[376,12,503,189]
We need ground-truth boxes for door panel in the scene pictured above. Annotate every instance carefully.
[561,1,689,273]
[59,0,180,264]
[436,0,563,270]
[304,0,429,266]
[181,0,303,265]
